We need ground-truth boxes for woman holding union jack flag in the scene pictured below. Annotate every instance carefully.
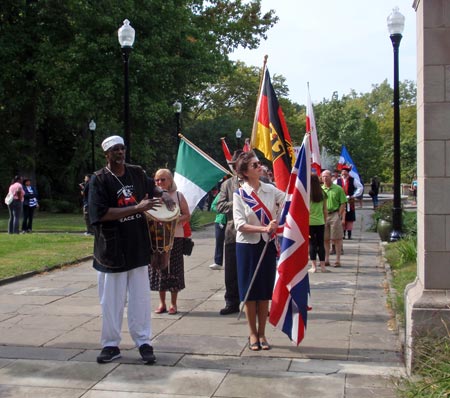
[233,151,285,351]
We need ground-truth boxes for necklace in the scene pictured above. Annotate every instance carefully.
[105,166,127,189]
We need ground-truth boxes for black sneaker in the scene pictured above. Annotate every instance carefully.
[219,305,240,315]
[139,343,156,364]
[97,346,121,363]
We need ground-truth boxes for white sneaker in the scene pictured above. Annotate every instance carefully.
[209,264,223,270]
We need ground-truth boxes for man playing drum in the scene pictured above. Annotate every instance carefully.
[89,135,174,364]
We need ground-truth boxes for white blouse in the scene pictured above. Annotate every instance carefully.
[233,181,285,244]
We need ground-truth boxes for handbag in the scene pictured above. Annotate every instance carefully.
[368,190,375,197]
[182,237,194,256]
[4,192,13,205]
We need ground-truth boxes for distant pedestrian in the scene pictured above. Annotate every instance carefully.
[410,175,417,205]
[309,174,328,273]
[209,190,226,270]
[80,174,94,235]
[7,176,25,234]
[369,176,381,209]
[335,166,363,240]
[216,151,243,316]
[21,178,39,233]
[321,170,347,267]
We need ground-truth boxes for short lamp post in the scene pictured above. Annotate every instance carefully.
[89,119,96,171]
[118,19,135,163]
[235,128,242,149]
[173,100,182,139]
[387,7,405,242]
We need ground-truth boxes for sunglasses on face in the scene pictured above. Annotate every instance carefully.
[155,178,166,182]
[251,161,262,169]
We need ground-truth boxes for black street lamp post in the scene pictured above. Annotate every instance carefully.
[235,128,242,149]
[89,119,96,171]
[173,100,182,139]
[118,19,135,163]
[387,7,405,242]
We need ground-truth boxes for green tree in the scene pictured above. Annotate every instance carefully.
[0,0,277,200]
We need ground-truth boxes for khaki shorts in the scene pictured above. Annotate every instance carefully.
[324,211,344,241]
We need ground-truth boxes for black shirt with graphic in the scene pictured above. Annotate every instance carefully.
[89,165,156,273]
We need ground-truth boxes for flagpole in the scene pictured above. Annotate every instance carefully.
[178,134,232,175]
[237,236,271,321]
[250,55,268,146]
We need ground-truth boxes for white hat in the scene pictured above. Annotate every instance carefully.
[102,135,124,152]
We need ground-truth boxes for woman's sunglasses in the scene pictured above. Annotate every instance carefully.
[155,178,166,182]
[251,161,262,169]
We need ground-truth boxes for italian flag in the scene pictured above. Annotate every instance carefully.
[174,137,230,213]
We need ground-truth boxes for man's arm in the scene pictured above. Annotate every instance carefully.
[100,195,161,222]
[352,178,364,198]
[216,181,233,214]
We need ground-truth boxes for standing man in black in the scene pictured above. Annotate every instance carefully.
[89,135,173,364]
[216,151,242,315]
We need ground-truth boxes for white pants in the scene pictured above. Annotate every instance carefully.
[98,266,151,348]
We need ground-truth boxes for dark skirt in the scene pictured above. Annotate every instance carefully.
[236,239,277,301]
[149,237,185,292]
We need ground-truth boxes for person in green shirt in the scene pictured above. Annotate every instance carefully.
[309,174,329,273]
[209,188,227,270]
[321,170,347,267]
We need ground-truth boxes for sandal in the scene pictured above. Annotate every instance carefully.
[259,338,271,350]
[325,262,330,266]
[168,306,178,315]
[154,306,167,314]
[248,337,261,351]
[334,262,341,268]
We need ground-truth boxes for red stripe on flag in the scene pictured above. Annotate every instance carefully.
[221,137,232,162]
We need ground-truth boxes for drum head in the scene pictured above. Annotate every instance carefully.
[146,203,180,222]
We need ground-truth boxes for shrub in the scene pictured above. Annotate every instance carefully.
[396,235,417,264]
[403,210,417,237]
[190,209,202,231]
[39,199,78,213]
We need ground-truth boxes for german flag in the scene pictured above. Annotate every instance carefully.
[251,68,294,191]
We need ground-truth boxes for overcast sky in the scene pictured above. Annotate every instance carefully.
[229,0,417,104]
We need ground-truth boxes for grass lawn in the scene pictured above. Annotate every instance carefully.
[0,208,86,232]
[0,208,215,281]
[0,233,94,280]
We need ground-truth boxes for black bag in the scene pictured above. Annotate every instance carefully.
[368,190,375,197]
[182,237,194,256]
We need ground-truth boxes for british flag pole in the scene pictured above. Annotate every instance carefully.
[269,134,311,345]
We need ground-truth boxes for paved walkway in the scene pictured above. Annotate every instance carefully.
[0,207,405,397]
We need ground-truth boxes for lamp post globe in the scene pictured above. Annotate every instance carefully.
[387,7,405,242]
[89,119,96,171]
[235,128,242,149]
[118,19,135,163]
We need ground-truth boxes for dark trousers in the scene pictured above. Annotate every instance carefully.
[214,223,225,265]
[309,224,325,261]
[8,200,22,234]
[224,242,239,307]
[22,205,36,231]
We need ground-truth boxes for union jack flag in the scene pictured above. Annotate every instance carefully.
[238,188,274,231]
[269,134,311,345]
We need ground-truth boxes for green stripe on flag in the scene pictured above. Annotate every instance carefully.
[174,139,229,212]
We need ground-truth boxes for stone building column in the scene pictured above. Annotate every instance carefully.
[406,0,450,373]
